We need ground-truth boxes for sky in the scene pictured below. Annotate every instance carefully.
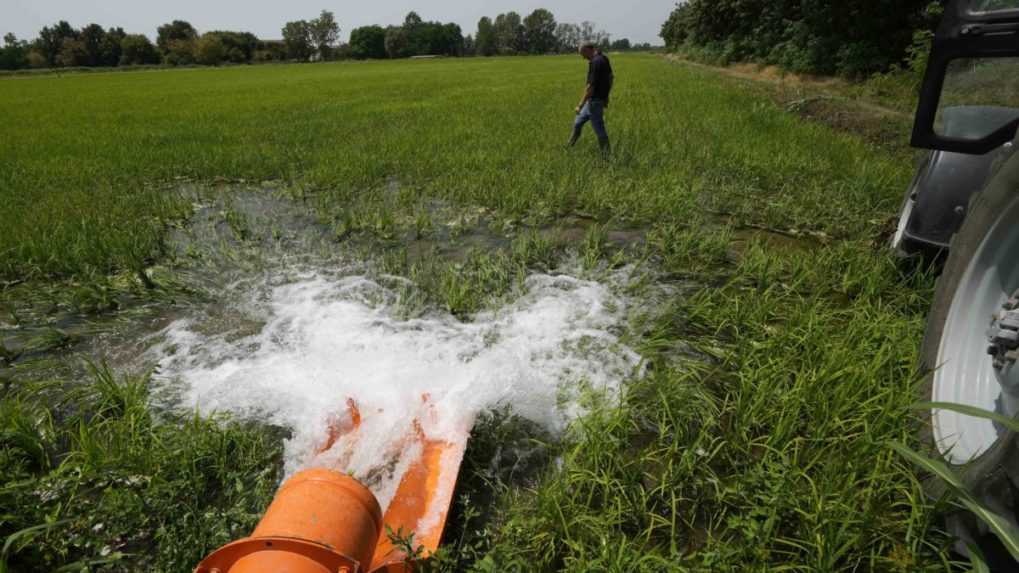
[3,1,676,45]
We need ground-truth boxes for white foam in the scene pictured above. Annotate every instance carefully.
[151,270,642,509]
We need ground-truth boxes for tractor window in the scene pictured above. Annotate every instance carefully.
[935,57,1019,139]
[971,0,1019,13]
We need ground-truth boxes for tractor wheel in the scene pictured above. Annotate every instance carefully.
[921,156,1019,569]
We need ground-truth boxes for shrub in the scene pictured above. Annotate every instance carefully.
[195,34,226,66]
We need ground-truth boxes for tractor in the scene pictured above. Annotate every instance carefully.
[898,0,1019,566]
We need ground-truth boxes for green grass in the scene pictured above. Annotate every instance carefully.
[1,55,905,278]
[0,54,960,571]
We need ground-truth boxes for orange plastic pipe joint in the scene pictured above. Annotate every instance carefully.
[195,468,383,573]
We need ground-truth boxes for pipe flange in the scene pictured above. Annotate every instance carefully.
[988,288,1019,372]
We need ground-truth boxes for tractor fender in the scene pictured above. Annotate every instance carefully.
[902,106,1019,251]
[905,148,999,248]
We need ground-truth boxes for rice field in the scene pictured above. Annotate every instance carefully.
[0,54,958,571]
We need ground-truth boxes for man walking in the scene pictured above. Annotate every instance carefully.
[567,43,614,156]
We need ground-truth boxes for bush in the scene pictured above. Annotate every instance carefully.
[120,34,159,66]
[164,39,196,66]
[349,25,387,59]
[195,34,226,66]
[661,0,940,78]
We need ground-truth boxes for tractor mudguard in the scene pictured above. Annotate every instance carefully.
[902,106,1018,250]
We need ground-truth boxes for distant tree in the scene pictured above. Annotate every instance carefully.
[80,23,106,66]
[384,25,410,59]
[404,12,424,28]
[441,23,464,56]
[156,20,198,54]
[26,49,48,68]
[256,40,288,62]
[349,25,387,59]
[195,34,226,65]
[403,12,429,55]
[0,33,28,70]
[56,39,87,67]
[164,39,196,65]
[100,27,127,66]
[309,10,340,60]
[120,34,160,65]
[524,9,557,54]
[659,3,692,49]
[555,22,580,53]
[610,38,631,51]
[575,21,610,50]
[475,17,497,56]
[463,34,475,56]
[206,31,258,63]
[282,20,313,60]
[579,21,596,44]
[36,21,78,66]
[494,12,525,54]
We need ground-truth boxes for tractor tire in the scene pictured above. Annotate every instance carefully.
[920,152,1019,569]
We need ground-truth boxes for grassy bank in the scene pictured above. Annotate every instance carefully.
[0,54,956,570]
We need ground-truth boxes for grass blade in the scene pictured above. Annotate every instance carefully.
[915,402,1019,434]
[891,441,1019,562]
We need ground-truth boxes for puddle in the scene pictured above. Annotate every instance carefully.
[730,227,823,258]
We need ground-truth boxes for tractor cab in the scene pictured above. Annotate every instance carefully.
[894,0,1019,257]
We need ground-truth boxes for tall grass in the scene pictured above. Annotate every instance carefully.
[0,364,283,571]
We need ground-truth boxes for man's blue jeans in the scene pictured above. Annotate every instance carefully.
[569,99,609,151]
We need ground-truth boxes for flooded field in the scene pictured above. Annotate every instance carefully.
[0,55,952,572]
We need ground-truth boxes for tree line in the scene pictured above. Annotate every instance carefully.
[1,7,651,71]
[659,0,943,78]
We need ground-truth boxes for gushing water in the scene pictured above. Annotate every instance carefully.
[151,269,642,510]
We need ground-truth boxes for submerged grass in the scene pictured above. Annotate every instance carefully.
[0,54,957,570]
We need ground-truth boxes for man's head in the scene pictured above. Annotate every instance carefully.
[579,43,597,60]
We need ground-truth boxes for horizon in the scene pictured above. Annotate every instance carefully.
[3,1,674,45]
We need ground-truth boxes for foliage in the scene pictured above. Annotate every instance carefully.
[349,25,387,60]
[493,12,525,55]
[195,34,227,66]
[555,23,581,54]
[524,9,558,55]
[308,10,340,61]
[661,0,941,78]
[156,20,198,55]
[382,12,463,58]
[2,24,126,70]
[475,17,497,57]
[35,21,78,67]
[163,39,197,66]
[0,34,28,71]
[384,26,412,59]
[282,20,313,61]
[203,31,259,64]
[119,35,160,66]
[55,39,88,68]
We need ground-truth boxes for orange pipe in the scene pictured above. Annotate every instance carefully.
[197,397,468,573]
[195,469,383,573]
